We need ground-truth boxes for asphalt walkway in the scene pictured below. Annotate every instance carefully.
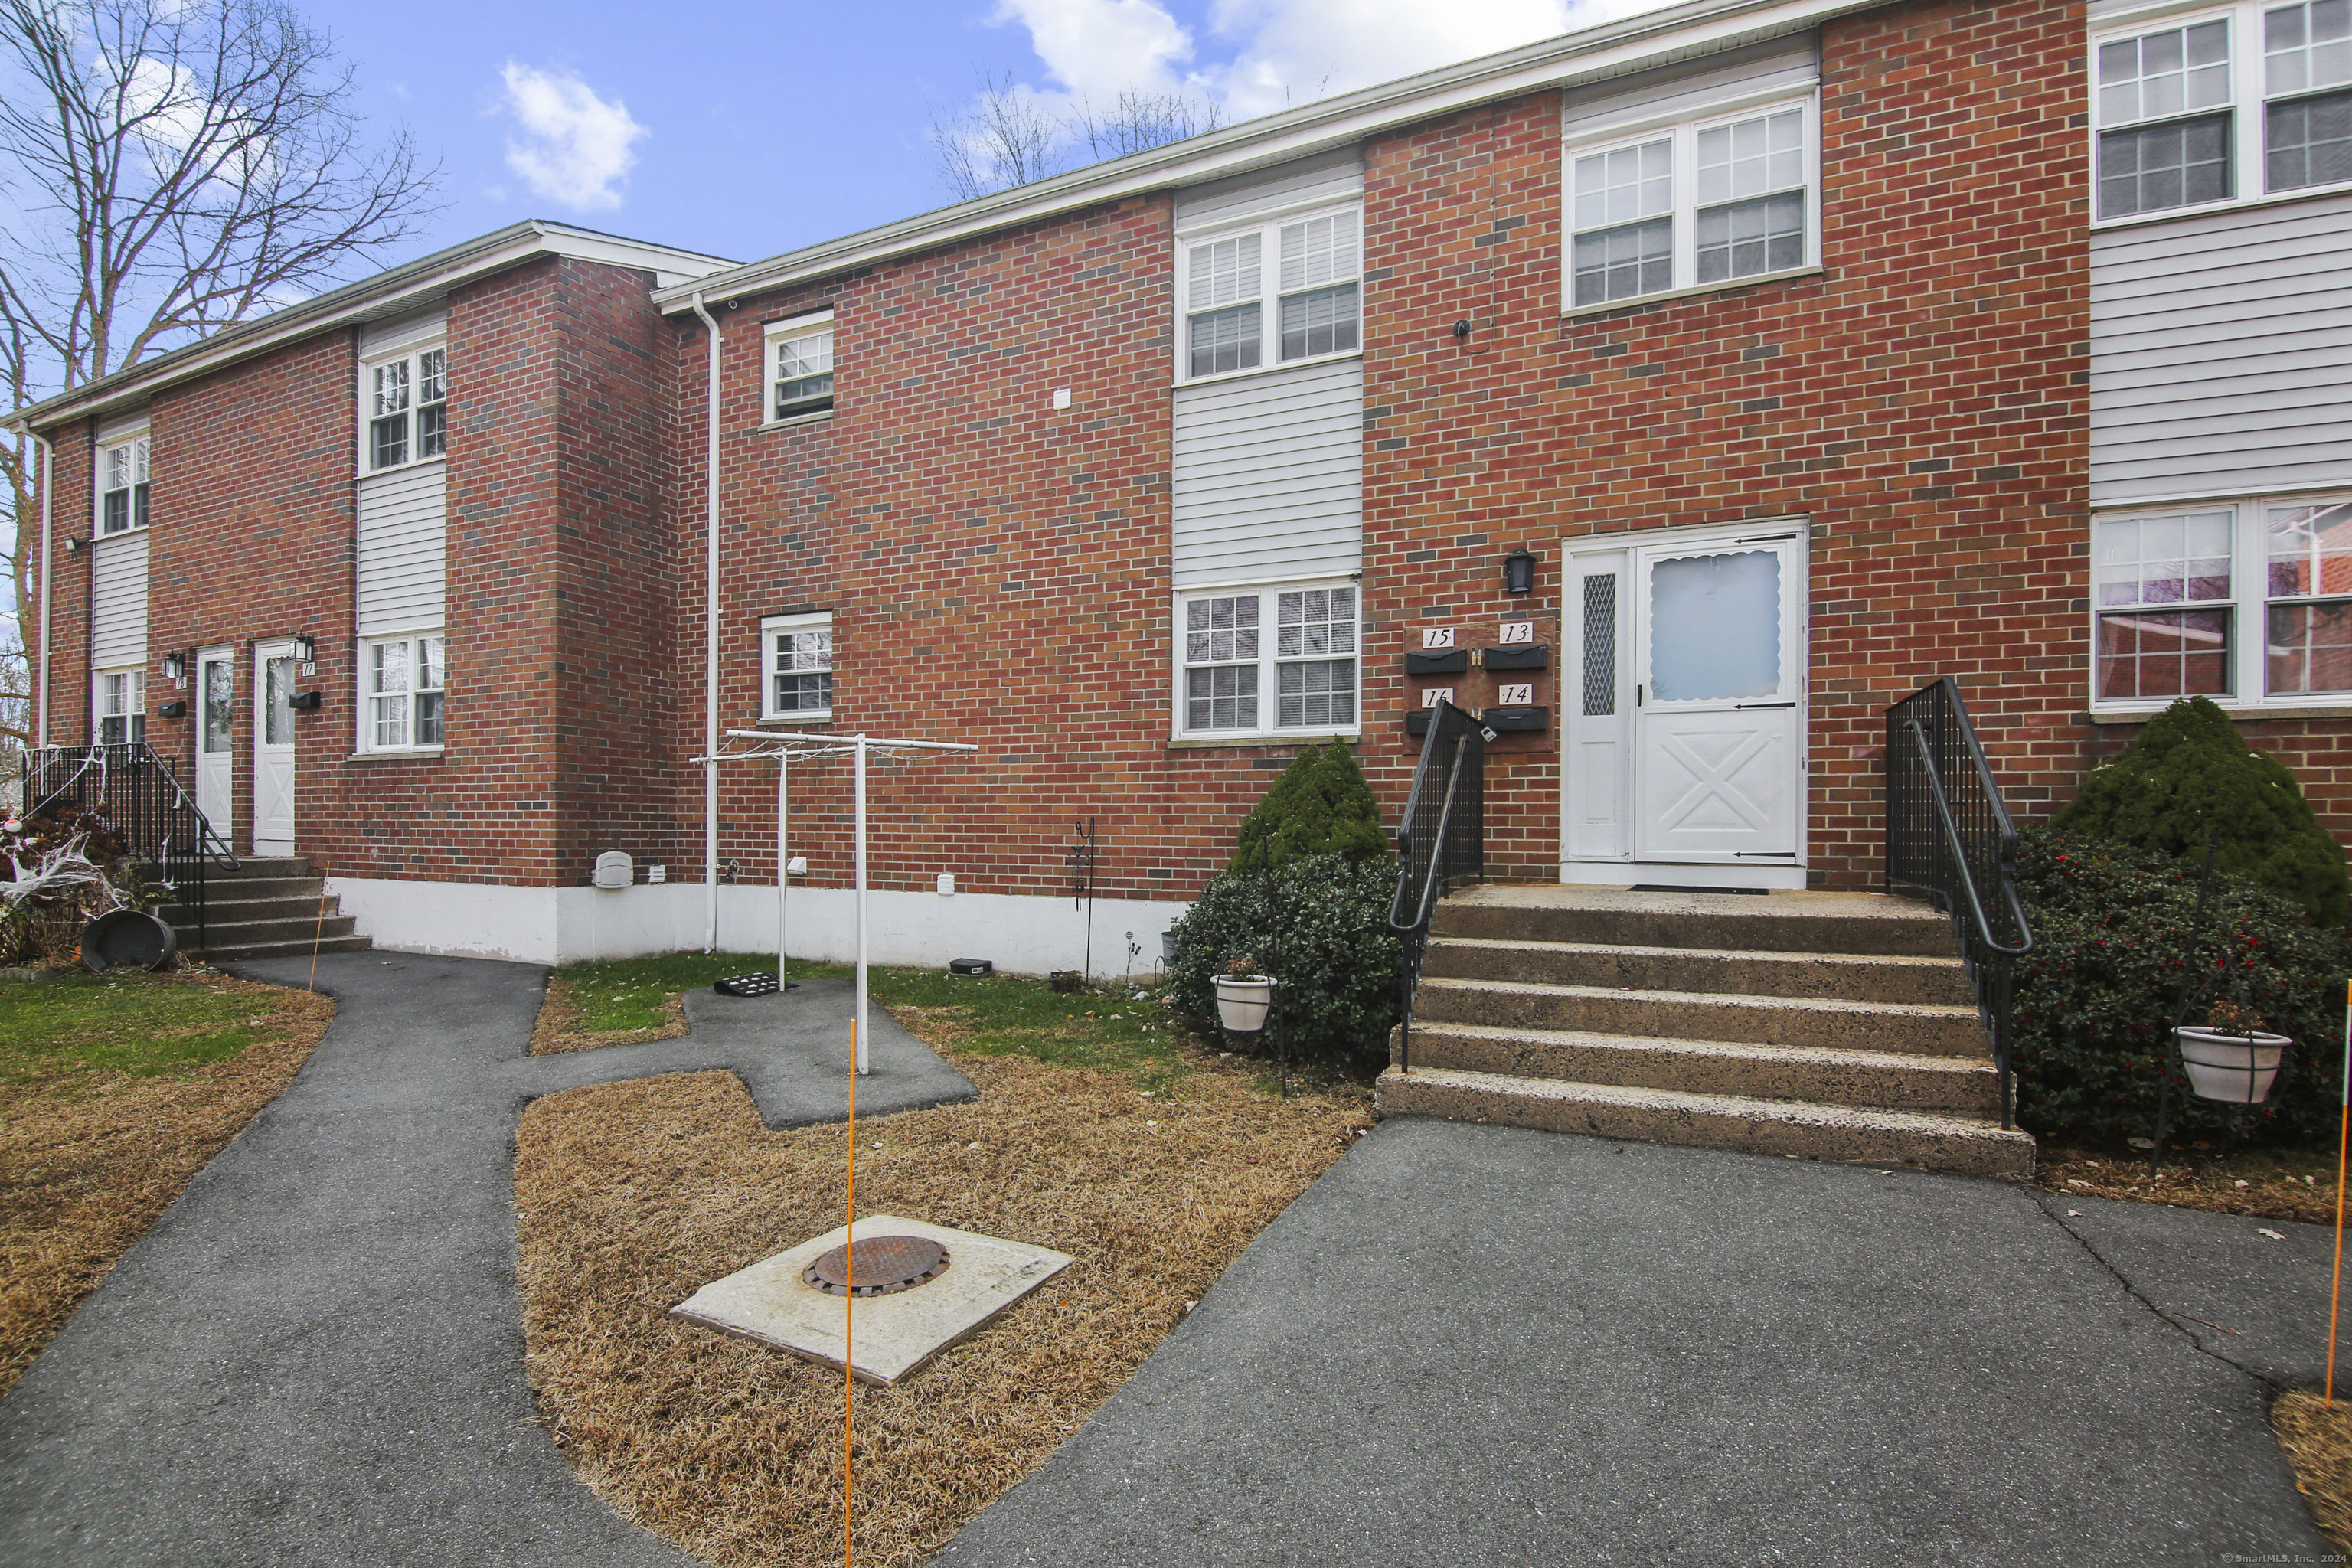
[938,1118,2340,1567]
[0,952,970,1567]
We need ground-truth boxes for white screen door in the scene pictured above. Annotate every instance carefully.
[253,644,296,855]
[196,647,234,841]
[1632,537,1802,864]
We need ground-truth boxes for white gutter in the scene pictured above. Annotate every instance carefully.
[690,293,723,952]
[31,430,53,747]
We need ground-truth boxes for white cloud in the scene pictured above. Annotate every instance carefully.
[498,62,647,211]
[1209,0,1577,116]
[993,0,1198,100]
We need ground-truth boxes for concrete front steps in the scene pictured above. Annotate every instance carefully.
[160,857,372,963]
[1374,884,2035,1179]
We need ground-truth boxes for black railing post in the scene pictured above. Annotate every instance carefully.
[1884,678,2034,1128]
[1388,699,1488,1077]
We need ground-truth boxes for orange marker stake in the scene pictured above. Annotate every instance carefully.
[2330,979,2350,1406]
[308,861,330,994]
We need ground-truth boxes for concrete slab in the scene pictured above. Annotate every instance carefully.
[674,1215,1073,1387]
[938,1119,2332,1568]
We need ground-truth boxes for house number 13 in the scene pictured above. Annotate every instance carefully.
[1498,622,1535,644]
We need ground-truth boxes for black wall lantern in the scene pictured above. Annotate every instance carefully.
[1503,546,1539,596]
[291,632,316,665]
[160,651,186,681]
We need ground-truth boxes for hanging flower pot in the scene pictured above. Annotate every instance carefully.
[1215,974,1275,1033]
[2175,1026,2288,1103]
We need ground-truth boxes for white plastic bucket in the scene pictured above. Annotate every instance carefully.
[2176,1026,2288,1103]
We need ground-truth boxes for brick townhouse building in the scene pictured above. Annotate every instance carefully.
[10,0,2350,970]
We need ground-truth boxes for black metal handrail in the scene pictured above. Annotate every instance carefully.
[1387,700,1486,1075]
[1884,678,2034,1126]
[21,744,239,947]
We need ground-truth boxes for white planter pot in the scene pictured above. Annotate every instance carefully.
[1215,975,1275,1033]
[2176,1026,2289,1103]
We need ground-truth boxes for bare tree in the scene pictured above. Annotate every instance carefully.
[928,69,1066,201]
[0,0,438,751]
[1069,90,1223,162]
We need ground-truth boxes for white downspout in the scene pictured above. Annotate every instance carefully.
[30,429,54,749]
[690,294,722,953]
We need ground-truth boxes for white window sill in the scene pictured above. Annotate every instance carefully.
[760,409,835,432]
[93,525,148,539]
[1168,730,1361,749]
[2089,180,2352,233]
[359,455,447,480]
[1560,265,1825,321]
[344,746,445,761]
[757,713,835,727]
[2089,703,2352,724]
[1177,348,1361,392]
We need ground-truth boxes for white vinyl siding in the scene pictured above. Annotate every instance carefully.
[1172,147,1364,233]
[2089,187,2352,502]
[89,529,148,668]
[1171,357,1364,590]
[1559,36,1820,144]
[354,463,448,637]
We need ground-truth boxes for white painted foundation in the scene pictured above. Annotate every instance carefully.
[328,874,1190,976]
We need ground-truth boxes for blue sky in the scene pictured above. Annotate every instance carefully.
[333,0,1638,270]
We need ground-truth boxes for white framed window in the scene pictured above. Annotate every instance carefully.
[764,312,835,423]
[358,633,445,751]
[1565,96,1817,309]
[760,612,834,720]
[359,343,447,472]
[1175,205,1361,384]
[2091,494,2352,707]
[2093,0,2352,223]
[96,434,149,534]
[1174,581,1360,738]
[94,668,145,746]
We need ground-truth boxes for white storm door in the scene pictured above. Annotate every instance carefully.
[196,647,234,841]
[1632,536,1803,864]
[253,644,297,854]
[1563,550,1632,861]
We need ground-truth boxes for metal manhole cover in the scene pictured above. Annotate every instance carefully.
[802,1236,951,1297]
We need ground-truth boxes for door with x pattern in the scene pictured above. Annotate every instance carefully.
[1631,534,1803,864]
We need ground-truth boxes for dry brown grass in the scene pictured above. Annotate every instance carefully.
[2039,1143,2343,1225]
[2275,1390,2352,1552]
[0,972,335,1396]
[516,1028,1370,1568]
[531,972,687,1054]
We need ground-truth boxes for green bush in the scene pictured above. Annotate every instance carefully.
[2053,695,2349,927]
[1230,739,1387,871]
[1165,853,1400,1073]
[2010,827,2351,1145]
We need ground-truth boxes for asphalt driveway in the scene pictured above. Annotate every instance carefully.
[937,1118,2339,1567]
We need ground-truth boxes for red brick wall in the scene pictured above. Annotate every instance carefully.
[34,256,680,890]
[35,428,95,751]
[1358,0,2093,887]
[671,198,1335,906]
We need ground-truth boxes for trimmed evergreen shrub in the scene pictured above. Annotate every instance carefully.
[1229,739,1388,871]
[2053,695,2349,927]
[1165,853,1400,1074]
[2009,827,2350,1145]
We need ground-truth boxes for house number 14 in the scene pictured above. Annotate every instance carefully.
[1498,684,1534,706]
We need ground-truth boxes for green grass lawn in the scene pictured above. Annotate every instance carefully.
[550,952,1191,1088]
[0,972,289,1083]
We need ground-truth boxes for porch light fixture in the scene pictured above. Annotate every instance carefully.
[160,651,185,681]
[291,632,315,664]
[1503,546,1538,596]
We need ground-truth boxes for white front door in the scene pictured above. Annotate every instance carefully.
[253,643,297,855]
[196,646,234,842]
[1563,524,1806,879]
